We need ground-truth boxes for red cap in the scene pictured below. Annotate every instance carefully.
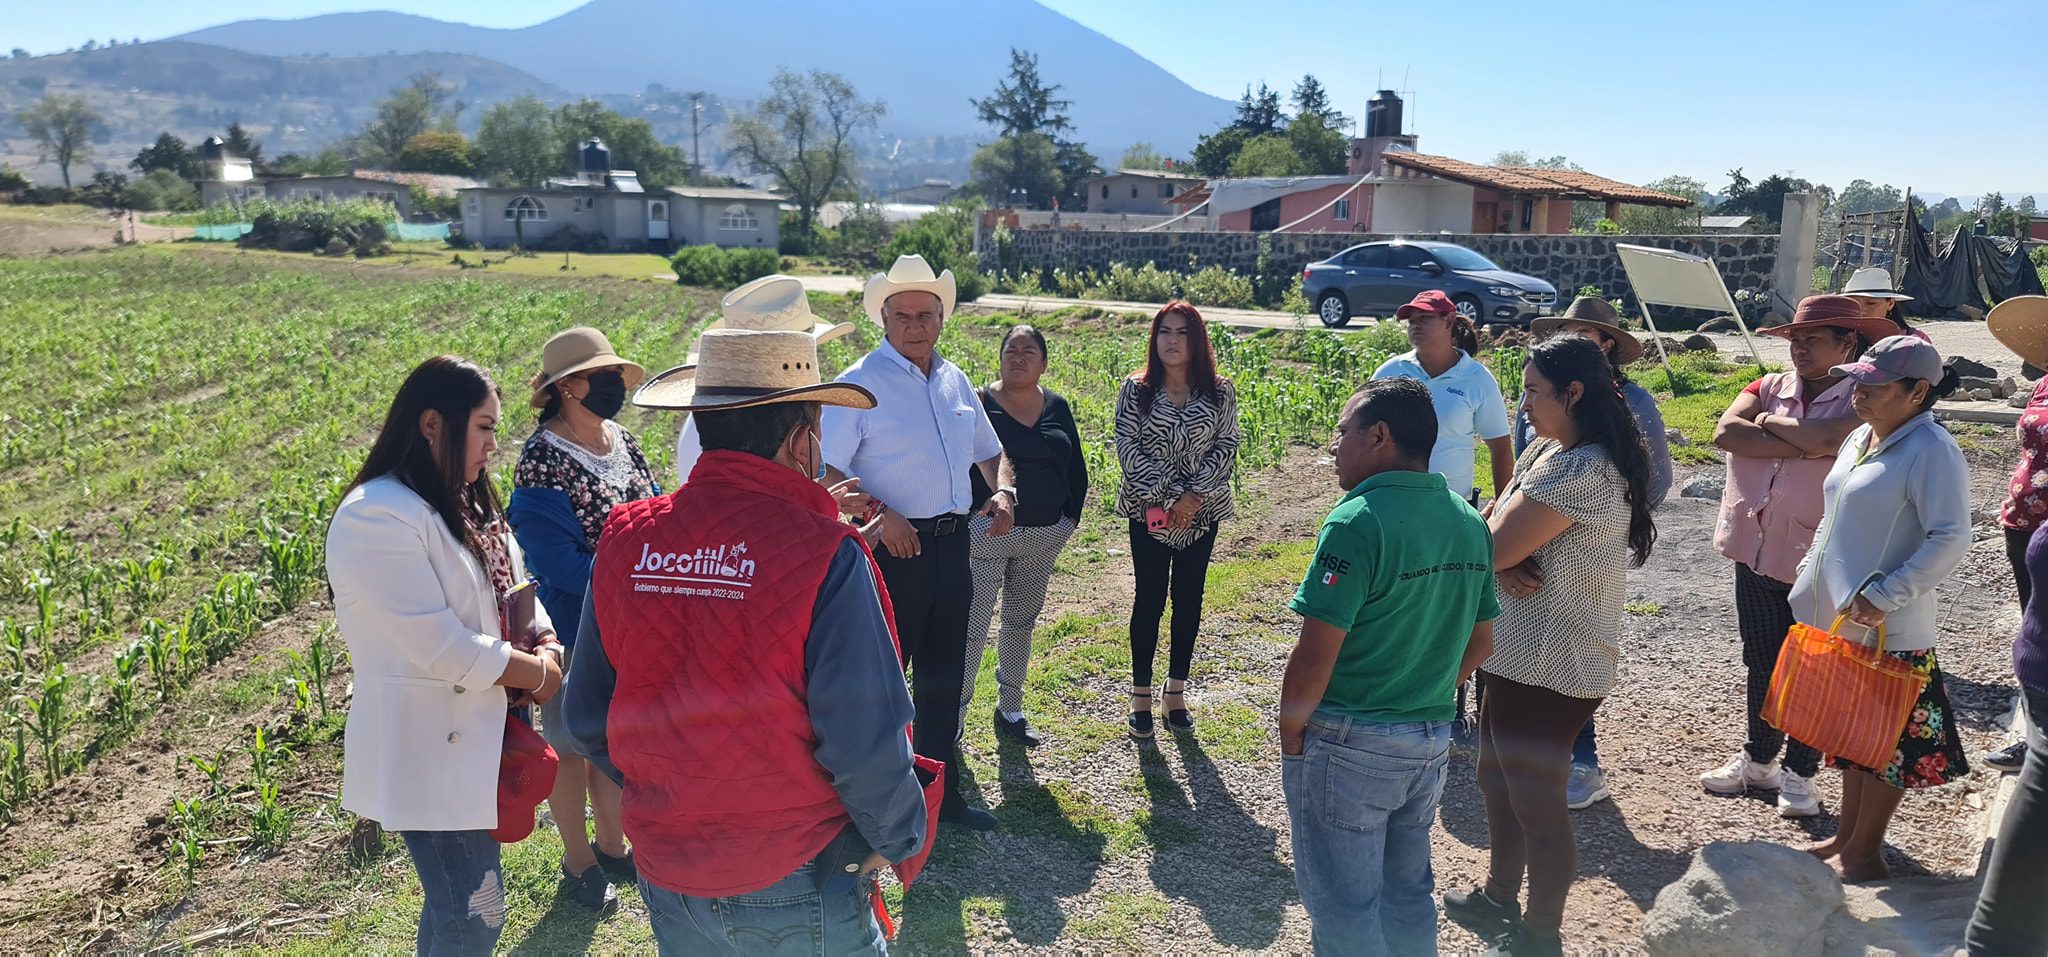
[1395,290,1457,320]
[491,712,560,843]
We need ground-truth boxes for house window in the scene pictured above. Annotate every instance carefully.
[1333,199,1351,222]
[572,195,596,212]
[505,196,548,222]
[464,195,479,217]
[719,204,759,230]
[1250,198,1282,231]
[1160,183,1176,198]
[1100,185,1109,200]
[291,188,323,201]
[362,190,398,206]
[1130,186,1139,199]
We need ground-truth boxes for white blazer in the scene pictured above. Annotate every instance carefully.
[325,474,553,832]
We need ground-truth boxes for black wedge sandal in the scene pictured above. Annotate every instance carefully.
[1128,687,1155,739]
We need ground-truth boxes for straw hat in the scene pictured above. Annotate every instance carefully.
[1530,296,1645,364]
[1841,267,1912,301]
[1758,295,1902,344]
[634,329,876,412]
[704,275,855,345]
[1989,295,2048,369]
[528,327,646,408]
[863,255,956,325]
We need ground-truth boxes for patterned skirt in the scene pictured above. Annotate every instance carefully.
[1827,648,1970,789]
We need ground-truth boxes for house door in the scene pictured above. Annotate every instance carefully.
[1249,198,1283,232]
[647,200,670,240]
[1473,202,1498,234]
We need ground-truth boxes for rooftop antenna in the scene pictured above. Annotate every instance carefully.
[1401,66,1412,134]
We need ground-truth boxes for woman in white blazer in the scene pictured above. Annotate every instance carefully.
[326,356,565,954]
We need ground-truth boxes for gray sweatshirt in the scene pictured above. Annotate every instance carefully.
[1789,413,1971,651]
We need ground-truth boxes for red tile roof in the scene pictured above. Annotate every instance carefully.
[1381,153,1692,208]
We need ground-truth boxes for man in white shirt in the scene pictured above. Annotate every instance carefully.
[822,255,1017,831]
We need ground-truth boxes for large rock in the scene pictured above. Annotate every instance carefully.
[1680,475,1724,500]
[277,229,318,253]
[1666,428,1692,448]
[1700,316,1739,333]
[1642,842,1845,956]
[1682,334,1718,353]
[1952,356,1998,379]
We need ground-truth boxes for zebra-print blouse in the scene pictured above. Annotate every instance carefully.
[1113,376,1241,549]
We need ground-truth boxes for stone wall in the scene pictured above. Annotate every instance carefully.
[981,227,1779,307]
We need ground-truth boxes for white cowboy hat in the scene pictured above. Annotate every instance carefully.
[705,275,855,345]
[1841,267,1912,301]
[1989,295,2048,369]
[635,329,876,412]
[862,254,957,325]
[527,327,647,409]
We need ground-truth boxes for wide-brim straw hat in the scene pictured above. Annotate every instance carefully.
[863,254,957,325]
[1989,295,2048,369]
[1841,267,1913,301]
[635,329,876,412]
[1530,296,1646,364]
[703,275,855,348]
[528,327,646,408]
[1758,294,1903,345]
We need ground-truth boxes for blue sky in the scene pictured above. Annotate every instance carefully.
[17,0,2047,195]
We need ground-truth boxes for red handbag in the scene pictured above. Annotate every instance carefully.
[492,712,560,843]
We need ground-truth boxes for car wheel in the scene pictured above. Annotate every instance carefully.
[1316,291,1350,329]
[1451,295,1483,324]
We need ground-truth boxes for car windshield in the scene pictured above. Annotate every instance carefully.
[1430,246,1500,271]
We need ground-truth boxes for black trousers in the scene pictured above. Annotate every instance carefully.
[1736,562,1821,777]
[873,522,973,801]
[2007,526,2033,609]
[1127,521,1218,689]
[1968,685,2048,955]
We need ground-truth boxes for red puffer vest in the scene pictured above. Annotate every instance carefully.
[591,449,899,897]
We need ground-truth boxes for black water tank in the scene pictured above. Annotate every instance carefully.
[200,135,226,161]
[1365,90,1403,138]
[580,138,611,174]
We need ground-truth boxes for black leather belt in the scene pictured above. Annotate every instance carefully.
[906,513,968,537]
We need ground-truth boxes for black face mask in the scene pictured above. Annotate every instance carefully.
[579,371,628,420]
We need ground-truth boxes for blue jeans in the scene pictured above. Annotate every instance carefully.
[1283,713,1452,956]
[639,861,886,956]
[1573,717,1600,769]
[399,830,505,956]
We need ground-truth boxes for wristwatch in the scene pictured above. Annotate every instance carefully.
[996,486,1019,503]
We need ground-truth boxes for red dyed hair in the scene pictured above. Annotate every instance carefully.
[1136,300,1223,414]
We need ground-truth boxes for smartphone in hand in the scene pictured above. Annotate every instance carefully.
[1145,506,1170,532]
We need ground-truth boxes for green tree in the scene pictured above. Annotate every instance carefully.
[1119,142,1166,171]
[1979,191,2007,217]
[1835,179,1903,216]
[1290,74,1346,128]
[2018,194,2038,217]
[1718,171,1818,223]
[1232,83,1286,136]
[1488,150,1578,170]
[1191,126,1248,177]
[0,166,31,191]
[17,93,99,188]
[1229,135,1308,177]
[970,133,1058,208]
[1616,175,1710,233]
[970,49,1076,209]
[726,69,883,234]
[119,169,198,211]
[1286,112,1348,175]
[552,99,688,189]
[222,122,263,167]
[11,49,30,60]
[397,130,475,175]
[131,132,194,179]
[359,73,460,167]
[276,148,352,177]
[473,97,559,188]
[1052,138,1098,210]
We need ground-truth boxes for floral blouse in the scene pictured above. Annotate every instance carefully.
[2001,378,2048,533]
[513,420,661,547]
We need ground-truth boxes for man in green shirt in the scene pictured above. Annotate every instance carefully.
[1279,376,1500,956]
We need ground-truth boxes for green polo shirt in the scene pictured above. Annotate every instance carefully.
[1289,469,1500,723]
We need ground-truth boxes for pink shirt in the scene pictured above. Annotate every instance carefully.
[1714,371,1858,583]
[2000,378,2048,532]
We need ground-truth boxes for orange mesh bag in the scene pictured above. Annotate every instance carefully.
[1763,613,1929,770]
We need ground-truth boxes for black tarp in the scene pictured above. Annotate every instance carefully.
[1899,222,2045,315]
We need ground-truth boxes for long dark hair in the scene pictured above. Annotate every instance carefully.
[1527,336,1656,567]
[1447,311,1482,356]
[345,355,505,560]
[1136,300,1223,415]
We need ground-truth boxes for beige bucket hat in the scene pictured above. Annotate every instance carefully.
[703,275,856,346]
[1530,296,1646,365]
[862,254,957,325]
[527,327,647,408]
[634,329,876,412]
[1989,296,2048,369]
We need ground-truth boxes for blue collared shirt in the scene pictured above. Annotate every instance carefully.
[821,339,1003,519]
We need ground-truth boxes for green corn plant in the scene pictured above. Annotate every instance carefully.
[109,641,145,729]
[249,726,291,787]
[173,621,202,682]
[285,624,342,721]
[24,665,75,784]
[257,518,318,613]
[0,705,28,819]
[25,576,57,656]
[251,780,293,850]
[141,618,175,701]
[1,621,26,691]
[168,796,206,884]
[186,747,229,799]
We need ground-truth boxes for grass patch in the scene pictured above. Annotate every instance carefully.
[1067,891,1173,946]
[1205,540,1314,612]
[168,240,677,281]
[1626,601,1664,616]
[1631,351,1777,465]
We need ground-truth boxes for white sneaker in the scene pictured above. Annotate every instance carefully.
[1701,751,1782,795]
[1777,769,1821,818]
